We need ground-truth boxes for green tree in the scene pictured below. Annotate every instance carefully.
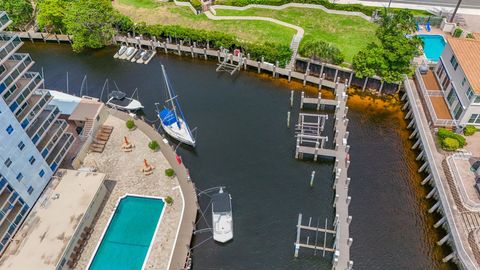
[352,10,420,83]
[0,0,33,29]
[352,43,385,79]
[36,0,67,33]
[299,39,344,65]
[64,0,116,52]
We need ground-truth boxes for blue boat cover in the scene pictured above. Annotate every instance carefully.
[159,108,177,126]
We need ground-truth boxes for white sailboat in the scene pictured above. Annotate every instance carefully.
[157,64,196,147]
[212,188,233,243]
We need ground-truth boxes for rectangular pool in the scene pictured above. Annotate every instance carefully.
[418,34,446,62]
[88,195,165,270]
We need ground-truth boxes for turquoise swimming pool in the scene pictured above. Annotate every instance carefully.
[418,34,446,62]
[88,195,165,270]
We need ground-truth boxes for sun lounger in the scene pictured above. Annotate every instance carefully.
[96,134,110,141]
[93,139,107,145]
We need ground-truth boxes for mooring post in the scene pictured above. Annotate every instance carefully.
[287,111,291,128]
[273,65,276,77]
[290,90,294,107]
[300,91,305,109]
[310,171,315,187]
[345,177,350,188]
[421,174,432,185]
[27,32,33,43]
[288,70,292,82]
[177,44,181,55]
[303,70,308,86]
[316,92,321,110]
[257,61,261,73]
[333,194,339,207]
[347,215,352,224]
[294,213,302,257]
[346,196,351,206]
[190,45,194,58]
[362,77,368,91]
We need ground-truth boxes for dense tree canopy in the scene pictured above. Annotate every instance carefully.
[352,10,421,83]
[299,39,344,65]
[64,0,116,52]
[0,0,33,29]
[36,0,68,32]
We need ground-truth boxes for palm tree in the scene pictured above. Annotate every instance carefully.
[450,0,463,23]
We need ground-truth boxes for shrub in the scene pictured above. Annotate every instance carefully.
[464,125,477,136]
[437,128,453,139]
[451,133,466,147]
[453,28,463,38]
[466,33,474,39]
[299,39,345,65]
[126,119,135,130]
[165,168,175,177]
[148,140,159,151]
[165,196,174,205]
[441,137,459,151]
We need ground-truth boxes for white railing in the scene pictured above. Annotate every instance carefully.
[415,69,457,127]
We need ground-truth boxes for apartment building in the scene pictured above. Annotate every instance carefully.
[0,12,75,253]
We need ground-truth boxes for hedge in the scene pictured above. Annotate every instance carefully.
[464,125,477,136]
[441,137,459,151]
[133,23,292,66]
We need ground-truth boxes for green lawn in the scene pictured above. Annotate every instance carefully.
[118,0,158,8]
[114,1,296,45]
[216,7,378,62]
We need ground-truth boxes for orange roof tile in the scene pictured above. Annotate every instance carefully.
[446,37,480,94]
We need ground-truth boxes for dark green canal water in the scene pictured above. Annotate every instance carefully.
[21,43,456,270]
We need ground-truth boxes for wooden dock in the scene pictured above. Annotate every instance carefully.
[12,31,72,43]
[294,81,353,270]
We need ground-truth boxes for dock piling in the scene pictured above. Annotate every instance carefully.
[287,111,291,128]
[310,171,316,187]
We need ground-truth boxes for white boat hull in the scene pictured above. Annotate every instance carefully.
[106,97,144,111]
[213,213,233,243]
[160,118,195,146]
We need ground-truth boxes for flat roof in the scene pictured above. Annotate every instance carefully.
[68,98,103,122]
[48,90,82,115]
[0,169,105,270]
[446,37,480,94]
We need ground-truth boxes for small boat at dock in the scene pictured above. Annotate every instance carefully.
[107,90,143,111]
[131,49,145,62]
[212,188,233,243]
[140,50,156,64]
[114,45,127,59]
[120,47,136,60]
[156,64,196,147]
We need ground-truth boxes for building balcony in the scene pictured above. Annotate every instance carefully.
[414,68,457,127]
[1,54,34,100]
[16,89,53,129]
[0,34,22,66]
[37,119,68,158]
[26,105,60,145]
[4,72,43,112]
[46,133,75,171]
[0,12,11,32]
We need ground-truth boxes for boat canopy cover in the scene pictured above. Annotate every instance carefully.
[159,108,178,126]
[212,192,231,213]
[109,91,126,100]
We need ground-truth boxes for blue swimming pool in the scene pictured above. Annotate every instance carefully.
[418,34,446,62]
[88,195,165,270]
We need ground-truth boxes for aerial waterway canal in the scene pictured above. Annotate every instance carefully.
[21,43,455,270]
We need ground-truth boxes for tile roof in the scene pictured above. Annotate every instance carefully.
[446,37,480,94]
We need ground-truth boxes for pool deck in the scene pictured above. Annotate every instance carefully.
[75,111,196,270]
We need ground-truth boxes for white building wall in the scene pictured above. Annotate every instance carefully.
[438,44,480,126]
[0,97,52,207]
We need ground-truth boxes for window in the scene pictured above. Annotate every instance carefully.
[467,87,474,100]
[29,156,35,165]
[6,125,13,135]
[447,88,458,106]
[0,65,5,76]
[475,95,480,104]
[4,158,12,168]
[17,141,25,151]
[469,114,480,124]
[27,186,33,195]
[462,77,467,86]
[450,55,459,70]
[39,169,45,177]
[16,173,23,181]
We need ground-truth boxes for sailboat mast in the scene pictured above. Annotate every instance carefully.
[161,65,180,122]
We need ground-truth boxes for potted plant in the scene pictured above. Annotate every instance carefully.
[126,119,136,130]
[148,140,159,151]
[165,196,173,206]
[165,168,175,178]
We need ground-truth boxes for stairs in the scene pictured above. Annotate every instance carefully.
[287,34,301,70]
[81,118,94,141]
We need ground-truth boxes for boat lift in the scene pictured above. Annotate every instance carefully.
[216,49,243,75]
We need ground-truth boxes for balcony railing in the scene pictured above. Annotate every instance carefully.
[47,133,75,171]
[1,53,33,97]
[0,35,22,65]
[28,105,60,145]
[0,12,11,32]
[17,89,52,129]
[5,72,43,112]
[38,119,68,157]
[415,69,458,127]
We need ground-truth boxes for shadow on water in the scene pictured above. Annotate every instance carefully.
[21,42,456,270]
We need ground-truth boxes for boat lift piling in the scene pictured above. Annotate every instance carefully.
[293,81,353,269]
